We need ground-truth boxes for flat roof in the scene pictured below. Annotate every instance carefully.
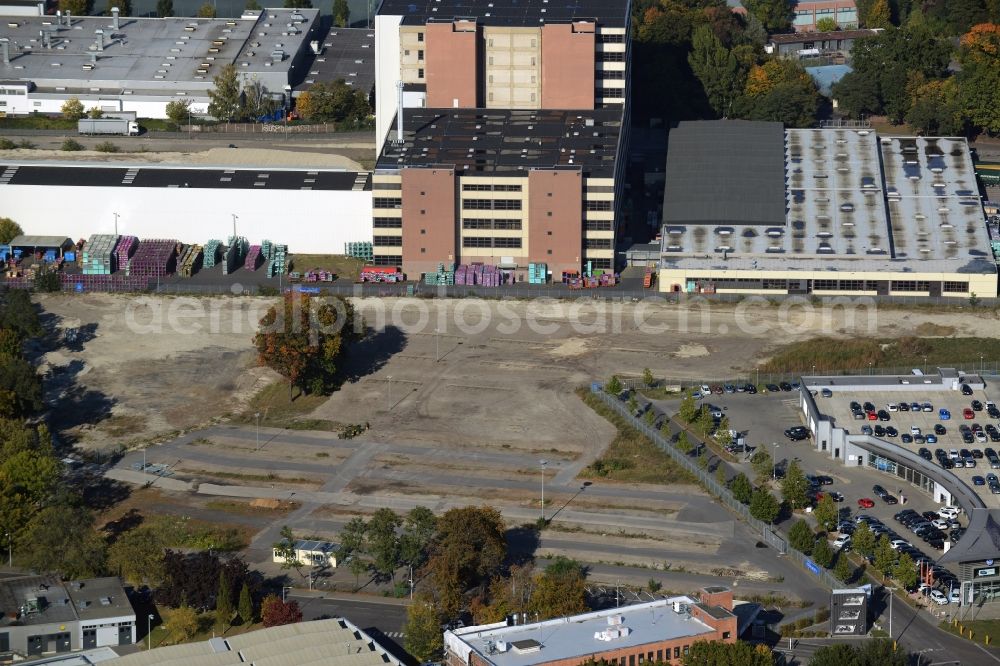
[662,120,787,228]
[8,234,73,248]
[294,27,374,94]
[938,508,1000,564]
[770,29,879,45]
[376,108,622,178]
[108,618,402,666]
[377,0,629,27]
[0,576,133,628]
[446,597,715,666]
[1,163,364,191]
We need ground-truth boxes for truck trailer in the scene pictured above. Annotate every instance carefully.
[78,118,140,136]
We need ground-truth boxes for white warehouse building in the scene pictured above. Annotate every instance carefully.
[0,161,373,254]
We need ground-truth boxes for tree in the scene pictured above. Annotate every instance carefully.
[216,569,234,630]
[730,472,753,504]
[675,430,693,454]
[816,17,840,31]
[781,460,810,510]
[61,97,85,121]
[959,24,1000,134]
[679,394,699,423]
[530,557,587,620]
[750,449,773,483]
[166,604,199,642]
[426,506,506,619]
[283,0,312,7]
[855,638,907,666]
[156,0,173,16]
[19,504,107,579]
[165,99,191,126]
[367,507,402,581]
[87,106,104,119]
[260,594,302,627]
[208,64,241,120]
[0,218,22,245]
[606,376,622,395]
[253,292,358,398]
[813,494,839,532]
[743,0,795,32]
[333,0,350,26]
[873,535,896,576]
[689,25,743,117]
[789,519,815,554]
[158,550,222,609]
[905,74,963,135]
[813,536,834,568]
[893,552,917,589]
[244,78,278,121]
[273,525,303,572]
[238,582,254,625]
[108,527,165,587]
[295,80,370,122]
[642,367,654,387]
[400,505,437,569]
[834,552,853,583]
[0,447,61,546]
[58,0,89,15]
[749,489,780,524]
[197,1,216,17]
[866,0,891,27]
[245,0,260,8]
[404,594,443,662]
[832,70,881,118]
[682,639,773,665]
[808,644,862,666]
[715,416,732,446]
[852,521,876,559]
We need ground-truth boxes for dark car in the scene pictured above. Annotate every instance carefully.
[963,432,976,444]
[877,410,890,421]
[922,510,939,521]
[898,402,910,412]
[962,383,974,395]
[744,384,758,394]
[766,384,781,393]
[901,434,913,443]
[816,475,834,485]
[874,425,886,437]
[885,426,898,437]
[784,426,810,441]
[863,401,877,413]
[941,458,955,469]
[883,494,899,505]
[918,448,933,461]
[973,400,984,411]
[850,401,862,412]
[973,475,986,486]
[829,491,844,502]
[873,484,888,498]
[935,424,947,435]
[973,449,985,459]
[779,382,793,392]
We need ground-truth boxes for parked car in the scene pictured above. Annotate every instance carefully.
[918,448,933,461]
[858,498,875,508]
[821,388,833,398]
[935,424,947,435]
[899,402,910,412]
[926,435,938,444]
[885,426,898,437]
[922,403,934,412]
[939,409,951,420]
[829,491,844,502]
[861,425,874,436]
[938,506,962,519]
[766,384,781,393]
[901,434,913,444]
[877,410,890,421]
[833,534,852,549]
[784,426,810,441]
[887,402,898,412]
[883,494,899,505]
[962,384,974,396]
[973,400,984,411]
[964,408,976,419]
[950,589,962,604]
[779,382,793,392]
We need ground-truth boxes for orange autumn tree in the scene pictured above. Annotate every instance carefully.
[253,292,358,399]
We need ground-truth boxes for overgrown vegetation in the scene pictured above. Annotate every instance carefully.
[576,388,696,484]
[759,336,1000,373]
[141,514,251,551]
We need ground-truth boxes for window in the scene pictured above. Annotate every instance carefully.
[585,220,613,231]
[599,33,624,43]
[547,249,552,255]
[463,219,493,230]
[418,49,424,59]
[943,281,968,293]
[404,49,410,56]
[722,631,731,639]
[599,51,624,61]
[674,647,680,659]
[373,217,402,228]
[373,197,401,209]
[585,200,612,211]
[683,645,690,656]
[585,238,612,249]
[373,235,402,247]
[417,32,423,41]
[890,280,931,292]
[493,237,521,248]
[462,184,492,191]
[418,68,424,78]
[588,258,612,269]
[462,199,522,211]
[494,220,522,230]
[600,69,625,79]
[372,254,401,266]
[463,237,492,248]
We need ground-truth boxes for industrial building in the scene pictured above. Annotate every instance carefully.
[106,617,404,666]
[293,26,374,104]
[0,576,136,658]
[444,588,743,666]
[729,0,858,32]
[0,161,373,253]
[0,9,321,118]
[765,28,878,58]
[656,120,999,298]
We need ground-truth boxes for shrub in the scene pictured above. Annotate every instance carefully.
[94,141,119,153]
[61,139,84,151]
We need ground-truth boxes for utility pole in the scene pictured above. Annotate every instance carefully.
[113,212,119,236]
[386,375,393,410]
[409,564,414,600]
[254,412,261,451]
[540,460,548,521]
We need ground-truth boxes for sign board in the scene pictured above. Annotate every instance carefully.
[975,567,997,578]
[294,286,321,294]
[805,559,821,575]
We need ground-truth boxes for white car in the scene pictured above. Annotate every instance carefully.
[911,426,922,435]
[950,589,962,604]
[939,506,962,519]
[887,403,898,412]
[932,518,951,530]
[929,590,949,605]
[833,535,852,549]
[701,384,711,394]
[889,539,910,550]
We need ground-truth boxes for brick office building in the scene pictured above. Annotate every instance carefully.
[371,0,630,278]
[443,588,739,666]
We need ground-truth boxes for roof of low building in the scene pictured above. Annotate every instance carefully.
[376,0,630,27]
[8,234,74,248]
[294,27,374,95]
[938,508,1000,565]
[769,29,881,45]
[0,576,134,628]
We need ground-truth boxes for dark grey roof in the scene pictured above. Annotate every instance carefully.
[376,108,622,177]
[294,27,375,95]
[662,120,787,227]
[376,0,629,27]
[938,509,1000,565]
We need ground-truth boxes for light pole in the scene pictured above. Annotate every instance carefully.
[147,613,154,650]
[4,532,10,567]
[923,356,927,374]
[113,212,119,236]
[386,375,393,410]
[409,564,414,600]
[772,442,780,481]
[254,412,261,452]
[981,354,984,375]
[232,213,238,239]
[282,586,293,603]
[435,328,440,362]
[540,459,548,521]
[142,447,147,477]
[887,587,896,642]
[869,361,873,376]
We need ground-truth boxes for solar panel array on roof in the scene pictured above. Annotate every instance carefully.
[377,0,629,26]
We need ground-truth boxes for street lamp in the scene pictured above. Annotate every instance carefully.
[435,328,441,362]
[887,587,896,642]
[254,412,261,452]
[231,213,238,239]
[772,442,780,481]
[4,532,10,567]
[386,375,393,410]
[540,460,549,521]
[282,586,293,603]
[113,212,119,236]
[147,613,155,650]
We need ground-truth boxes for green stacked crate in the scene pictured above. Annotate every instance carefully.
[223,236,248,275]
[344,242,373,261]
[82,234,119,275]
[423,262,455,285]
[263,241,288,278]
[528,262,547,284]
[203,240,222,268]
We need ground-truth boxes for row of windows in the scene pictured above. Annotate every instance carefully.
[585,200,612,211]
[585,238,612,249]
[373,197,402,209]
[462,199,522,210]
[372,254,401,266]
[403,49,425,59]
[598,34,624,43]
[461,183,522,192]
[373,236,403,247]
[598,52,624,62]
[943,281,969,293]
[587,258,613,270]
[598,70,625,80]
[890,280,932,292]
[585,220,613,231]
[373,217,402,228]
[596,88,625,99]
[813,280,879,291]
[372,182,402,190]
[462,237,523,249]
[462,219,523,230]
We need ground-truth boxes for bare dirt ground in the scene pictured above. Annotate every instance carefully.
[0,146,366,171]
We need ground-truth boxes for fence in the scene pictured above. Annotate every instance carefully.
[589,384,843,591]
[182,122,342,134]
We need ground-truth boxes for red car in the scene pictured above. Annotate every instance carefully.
[857,498,875,508]
[867,411,878,421]
[964,408,975,419]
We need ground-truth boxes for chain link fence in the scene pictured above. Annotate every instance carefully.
[590,384,843,591]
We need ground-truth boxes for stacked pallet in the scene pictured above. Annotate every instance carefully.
[223,236,248,275]
[177,245,203,277]
[203,240,222,268]
[344,242,373,262]
[115,236,138,273]
[126,239,177,278]
[244,245,262,271]
[455,263,503,287]
[528,262,547,285]
[262,241,288,278]
[61,272,151,292]
[82,234,119,275]
[423,263,455,285]
[359,267,404,283]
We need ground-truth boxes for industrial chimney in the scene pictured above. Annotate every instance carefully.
[65,10,71,27]
[95,29,105,51]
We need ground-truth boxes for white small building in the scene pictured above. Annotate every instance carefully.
[272,539,338,568]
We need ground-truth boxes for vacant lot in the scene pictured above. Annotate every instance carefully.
[760,335,1000,373]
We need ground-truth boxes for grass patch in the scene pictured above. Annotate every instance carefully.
[194,469,319,486]
[288,254,365,281]
[759,336,1000,374]
[204,499,299,516]
[0,115,77,130]
[575,387,695,485]
[938,619,1000,645]
[637,386,682,400]
[239,381,339,430]
[142,513,251,551]
[100,414,148,438]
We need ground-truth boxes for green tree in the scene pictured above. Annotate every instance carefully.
[781,460,810,510]
[689,25,743,117]
[816,17,840,31]
[243,78,278,121]
[283,0,312,7]
[108,527,165,587]
[273,525,302,573]
[529,557,587,620]
[749,489,780,524]
[676,430,693,454]
[642,367,654,387]
[730,472,753,504]
[399,505,437,569]
[61,97,85,121]
[156,0,173,16]
[813,494,839,532]
[852,521,876,559]
[831,69,881,119]
[245,0,260,8]
[866,0,891,27]
[208,63,241,120]
[743,0,795,32]
[808,643,862,666]
[426,506,506,620]
[679,394,699,423]
[87,106,103,119]
[295,79,370,122]
[19,505,106,579]
[682,639,773,665]
[253,292,358,398]
[404,595,443,662]
[165,99,191,126]
[606,375,622,395]
[905,75,963,135]
[873,534,896,576]
[107,0,130,15]
[197,1,216,17]
[813,536,834,568]
[166,604,199,642]
[893,552,917,589]
[333,0,350,26]
[0,218,22,245]
[789,519,814,554]
[216,569,234,630]
[855,638,907,666]
[58,0,89,16]
[751,448,773,483]
[715,416,732,446]
[238,582,254,625]
[834,552,853,583]
[367,507,402,582]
